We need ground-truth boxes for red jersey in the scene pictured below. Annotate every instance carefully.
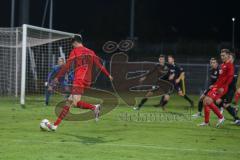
[213,60,234,89]
[56,46,110,84]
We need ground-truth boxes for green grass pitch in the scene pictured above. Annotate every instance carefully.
[0,95,240,160]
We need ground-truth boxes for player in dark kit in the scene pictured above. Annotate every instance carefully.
[199,49,234,127]
[134,54,172,110]
[216,53,239,123]
[192,58,219,118]
[155,55,194,108]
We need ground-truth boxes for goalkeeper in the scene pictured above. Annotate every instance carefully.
[45,57,74,105]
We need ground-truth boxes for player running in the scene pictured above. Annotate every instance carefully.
[154,55,194,108]
[215,53,239,123]
[134,54,172,110]
[45,57,74,106]
[192,58,219,118]
[199,49,234,127]
[46,35,113,131]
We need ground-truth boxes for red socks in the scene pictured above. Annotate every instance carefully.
[53,101,95,126]
[54,105,70,126]
[77,101,95,110]
[204,102,223,123]
[235,92,240,104]
[209,102,223,119]
[204,105,210,123]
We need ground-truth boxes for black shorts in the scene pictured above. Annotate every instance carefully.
[173,82,182,92]
[221,88,235,104]
[165,80,183,93]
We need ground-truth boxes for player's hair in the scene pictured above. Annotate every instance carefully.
[58,57,64,61]
[168,55,174,59]
[210,57,217,61]
[230,52,235,59]
[221,49,231,54]
[72,35,83,43]
[159,54,165,58]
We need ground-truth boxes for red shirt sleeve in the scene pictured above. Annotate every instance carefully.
[93,52,110,77]
[55,49,75,80]
[214,63,234,88]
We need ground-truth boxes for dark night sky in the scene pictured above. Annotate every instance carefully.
[1,0,240,43]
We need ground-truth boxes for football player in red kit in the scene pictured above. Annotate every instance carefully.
[234,88,240,106]
[199,49,234,127]
[47,35,113,131]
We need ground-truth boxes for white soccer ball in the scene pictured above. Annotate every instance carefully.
[40,119,50,131]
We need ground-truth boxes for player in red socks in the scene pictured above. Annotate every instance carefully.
[47,35,113,131]
[199,49,234,127]
[234,88,240,105]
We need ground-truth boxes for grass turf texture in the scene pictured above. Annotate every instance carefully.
[0,95,240,160]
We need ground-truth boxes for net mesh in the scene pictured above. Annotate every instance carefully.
[0,26,74,100]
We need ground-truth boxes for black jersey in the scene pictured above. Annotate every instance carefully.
[168,63,184,80]
[208,67,219,86]
[147,63,169,80]
[228,65,238,91]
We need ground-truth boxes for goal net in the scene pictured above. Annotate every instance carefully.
[0,24,76,105]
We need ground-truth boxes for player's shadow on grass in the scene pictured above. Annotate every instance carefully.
[63,133,122,145]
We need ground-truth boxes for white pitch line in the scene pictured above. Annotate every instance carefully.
[8,139,240,154]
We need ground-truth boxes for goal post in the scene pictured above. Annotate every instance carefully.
[0,24,76,105]
[20,24,76,105]
[20,24,27,105]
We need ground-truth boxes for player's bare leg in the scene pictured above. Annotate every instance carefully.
[47,93,101,131]
[192,94,205,118]
[178,90,194,108]
[47,97,73,131]
[134,91,153,110]
[154,94,170,111]
[71,94,101,121]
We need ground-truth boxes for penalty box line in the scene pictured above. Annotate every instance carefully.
[8,139,240,154]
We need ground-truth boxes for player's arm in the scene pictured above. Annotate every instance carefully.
[175,66,184,83]
[140,65,158,82]
[93,53,113,80]
[168,73,175,81]
[46,70,54,85]
[207,78,214,89]
[46,66,58,86]
[208,68,219,89]
[146,65,158,76]
[68,70,74,83]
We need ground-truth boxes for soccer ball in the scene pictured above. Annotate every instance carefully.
[40,119,50,131]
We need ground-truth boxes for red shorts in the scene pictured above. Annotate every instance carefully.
[207,87,228,101]
[71,80,90,95]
